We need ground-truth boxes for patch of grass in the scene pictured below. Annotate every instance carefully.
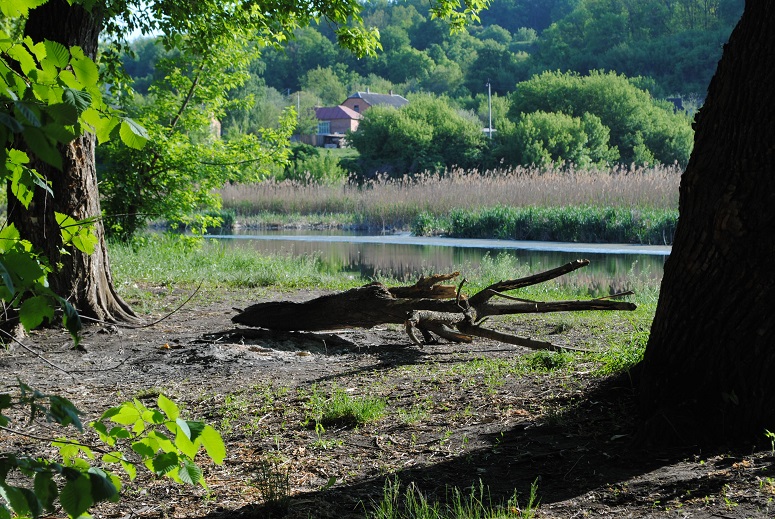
[369,478,539,519]
[109,234,368,305]
[438,205,677,245]
[250,458,291,517]
[591,319,650,375]
[305,385,387,429]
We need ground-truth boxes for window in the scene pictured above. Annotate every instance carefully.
[353,104,360,112]
[317,121,330,134]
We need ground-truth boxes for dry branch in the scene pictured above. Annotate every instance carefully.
[232,260,637,351]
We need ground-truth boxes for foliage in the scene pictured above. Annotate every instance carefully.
[0,15,146,341]
[498,110,619,167]
[0,382,225,518]
[442,205,678,245]
[304,385,387,429]
[281,144,348,184]
[98,27,296,240]
[506,71,694,166]
[349,94,487,177]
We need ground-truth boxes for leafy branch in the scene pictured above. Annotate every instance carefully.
[1,382,226,519]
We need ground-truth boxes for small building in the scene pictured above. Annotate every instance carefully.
[341,90,409,114]
[312,105,362,148]
[310,91,409,147]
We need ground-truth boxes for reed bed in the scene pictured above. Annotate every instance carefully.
[221,163,679,216]
[218,164,681,241]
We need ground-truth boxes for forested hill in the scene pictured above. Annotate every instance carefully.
[125,0,742,108]
[258,0,742,101]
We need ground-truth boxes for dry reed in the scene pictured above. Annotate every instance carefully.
[218,164,681,229]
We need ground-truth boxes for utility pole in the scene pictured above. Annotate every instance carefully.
[486,80,493,139]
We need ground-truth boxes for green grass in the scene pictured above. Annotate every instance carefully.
[369,478,539,519]
[304,384,388,429]
[412,205,678,245]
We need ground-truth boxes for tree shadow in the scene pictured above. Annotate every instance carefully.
[194,373,749,518]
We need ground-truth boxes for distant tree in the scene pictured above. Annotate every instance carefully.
[497,110,619,167]
[509,70,694,165]
[464,40,529,95]
[302,67,348,106]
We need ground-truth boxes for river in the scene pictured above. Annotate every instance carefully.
[204,230,668,292]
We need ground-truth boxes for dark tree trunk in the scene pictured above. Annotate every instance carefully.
[8,0,137,322]
[638,0,775,445]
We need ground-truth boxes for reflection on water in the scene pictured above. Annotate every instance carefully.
[206,231,668,293]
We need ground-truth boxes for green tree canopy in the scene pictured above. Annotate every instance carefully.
[349,94,487,177]
[497,110,619,167]
[508,70,694,165]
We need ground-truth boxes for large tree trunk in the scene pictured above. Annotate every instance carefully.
[7,0,137,322]
[638,1,775,445]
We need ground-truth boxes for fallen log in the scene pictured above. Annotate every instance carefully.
[232,259,637,350]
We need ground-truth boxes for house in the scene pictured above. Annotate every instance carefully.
[312,105,362,148]
[340,90,409,114]
[311,90,409,147]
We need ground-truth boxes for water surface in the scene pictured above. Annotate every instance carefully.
[206,230,668,292]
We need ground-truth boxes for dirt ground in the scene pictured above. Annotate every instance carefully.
[2,287,775,519]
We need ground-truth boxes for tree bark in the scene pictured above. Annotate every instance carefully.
[8,0,138,322]
[638,1,775,445]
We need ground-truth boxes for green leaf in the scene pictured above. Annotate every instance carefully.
[151,452,178,475]
[45,103,79,125]
[55,212,98,254]
[33,471,58,512]
[0,504,10,519]
[19,295,55,330]
[118,118,148,150]
[58,297,82,347]
[131,439,155,459]
[59,474,93,519]
[178,458,202,485]
[0,223,21,254]
[70,56,99,87]
[22,126,62,169]
[62,88,92,113]
[14,101,41,127]
[43,39,70,68]
[186,420,205,442]
[173,420,197,459]
[87,468,119,503]
[156,394,179,421]
[102,402,141,426]
[199,425,226,464]
[0,0,47,18]
[0,483,30,517]
[0,112,24,133]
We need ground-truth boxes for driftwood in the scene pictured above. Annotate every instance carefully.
[232,259,637,351]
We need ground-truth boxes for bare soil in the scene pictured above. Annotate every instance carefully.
[2,288,774,518]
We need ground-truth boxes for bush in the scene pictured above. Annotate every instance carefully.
[505,70,694,166]
[349,95,487,178]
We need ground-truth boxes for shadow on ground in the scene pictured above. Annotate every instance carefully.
[195,373,748,518]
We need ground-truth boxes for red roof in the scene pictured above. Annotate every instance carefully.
[315,105,363,120]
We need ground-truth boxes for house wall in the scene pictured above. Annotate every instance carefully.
[330,118,359,133]
[341,98,371,113]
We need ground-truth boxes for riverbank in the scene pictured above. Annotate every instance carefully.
[216,165,680,245]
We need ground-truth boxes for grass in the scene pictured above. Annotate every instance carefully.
[304,384,388,429]
[218,164,680,236]
[416,205,677,245]
[369,478,539,519]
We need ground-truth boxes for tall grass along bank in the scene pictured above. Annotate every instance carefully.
[218,164,680,237]
[413,205,678,245]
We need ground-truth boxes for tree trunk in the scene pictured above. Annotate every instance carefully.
[8,0,138,322]
[638,0,775,445]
